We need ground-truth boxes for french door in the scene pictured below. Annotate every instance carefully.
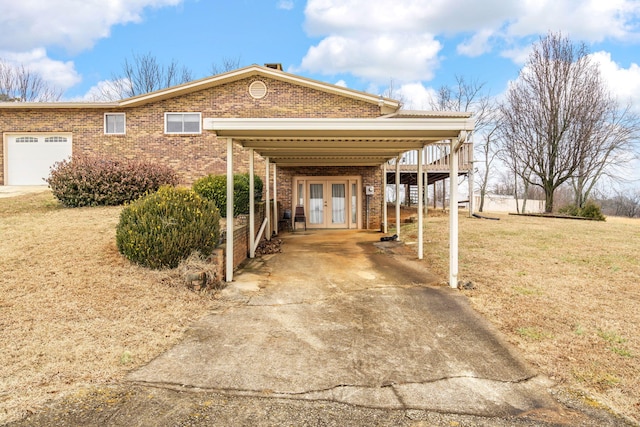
[308,181,347,228]
[294,176,361,229]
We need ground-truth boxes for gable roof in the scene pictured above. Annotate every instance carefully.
[0,65,401,113]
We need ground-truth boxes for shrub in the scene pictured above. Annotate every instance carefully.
[558,200,606,221]
[580,200,606,221]
[46,154,178,207]
[558,204,581,217]
[116,186,221,269]
[193,173,263,217]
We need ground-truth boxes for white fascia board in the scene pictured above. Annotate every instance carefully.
[203,117,475,133]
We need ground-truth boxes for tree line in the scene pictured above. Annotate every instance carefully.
[0,54,242,102]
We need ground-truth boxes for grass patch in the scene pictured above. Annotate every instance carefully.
[0,190,218,424]
[400,209,640,423]
[512,285,542,295]
[598,330,634,358]
[516,326,551,340]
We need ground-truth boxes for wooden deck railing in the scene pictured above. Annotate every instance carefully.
[388,142,473,172]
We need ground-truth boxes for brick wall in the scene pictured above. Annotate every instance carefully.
[0,76,380,185]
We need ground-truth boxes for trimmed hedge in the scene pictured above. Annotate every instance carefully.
[116,186,221,269]
[46,154,178,207]
[193,173,263,217]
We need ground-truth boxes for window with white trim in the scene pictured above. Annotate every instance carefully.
[165,112,201,134]
[105,113,125,134]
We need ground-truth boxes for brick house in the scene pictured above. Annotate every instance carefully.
[1,64,474,284]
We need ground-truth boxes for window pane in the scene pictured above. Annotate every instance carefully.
[166,115,183,133]
[352,183,357,223]
[332,183,345,224]
[309,184,323,224]
[16,137,38,143]
[183,114,200,132]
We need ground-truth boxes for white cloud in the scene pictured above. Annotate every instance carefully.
[79,78,129,102]
[334,79,347,88]
[500,45,533,65]
[0,0,184,53]
[457,29,495,57]
[303,0,516,36]
[396,83,438,110]
[299,33,442,83]
[299,0,640,83]
[507,0,640,43]
[0,48,81,91]
[590,51,640,110]
[277,0,295,10]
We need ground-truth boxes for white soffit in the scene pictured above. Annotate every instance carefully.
[204,116,474,166]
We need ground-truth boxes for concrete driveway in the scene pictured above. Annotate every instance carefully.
[127,229,570,420]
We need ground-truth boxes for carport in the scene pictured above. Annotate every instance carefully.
[204,113,474,286]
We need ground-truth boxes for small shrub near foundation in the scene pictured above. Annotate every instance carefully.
[193,173,263,217]
[47,154,178,207]
[116,186,220,269]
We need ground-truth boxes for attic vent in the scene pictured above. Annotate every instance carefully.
[249,80,268,99]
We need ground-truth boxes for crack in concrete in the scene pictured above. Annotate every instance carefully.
[130,373,541,401]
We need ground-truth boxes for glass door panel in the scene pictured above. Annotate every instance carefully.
[331,183,346,225]
[309,183,324,225]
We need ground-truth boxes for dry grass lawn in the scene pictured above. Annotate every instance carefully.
[400,208,640,424]
[1,193,639,424]
[0,191,219,424]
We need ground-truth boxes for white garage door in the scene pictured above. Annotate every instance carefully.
[6,134,72,185]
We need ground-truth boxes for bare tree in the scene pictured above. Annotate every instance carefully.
[570,103,640,207]
[382,78,407,109]
[430,75,499,212]
[95,52,194,100]
[499,32,639,213]
[0,59,62,101]
[210,56,242,75]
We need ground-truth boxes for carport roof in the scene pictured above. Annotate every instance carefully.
[204,114,474,167]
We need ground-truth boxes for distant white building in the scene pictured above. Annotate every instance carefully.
[474,193,545,213]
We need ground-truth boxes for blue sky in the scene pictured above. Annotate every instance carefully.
[1,0,640,110]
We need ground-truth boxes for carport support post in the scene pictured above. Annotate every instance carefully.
[449,135,465,289]
[273,164,278,235]
[395,156,401,239]
[417,148,424,260]
[468,159,474,217]
[226,138,234,282]
[265,157,271,241]
[383,162,388,234]
[249,149,255,258]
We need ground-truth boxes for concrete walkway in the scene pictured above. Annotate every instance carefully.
[128,230,564,419]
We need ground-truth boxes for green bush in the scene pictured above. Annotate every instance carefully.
[193,173,263,217]
[580,200,606,221]
[116,186,221,269]
[47,154,178,207]
[558,200,605,221]
[558,204,581,217]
